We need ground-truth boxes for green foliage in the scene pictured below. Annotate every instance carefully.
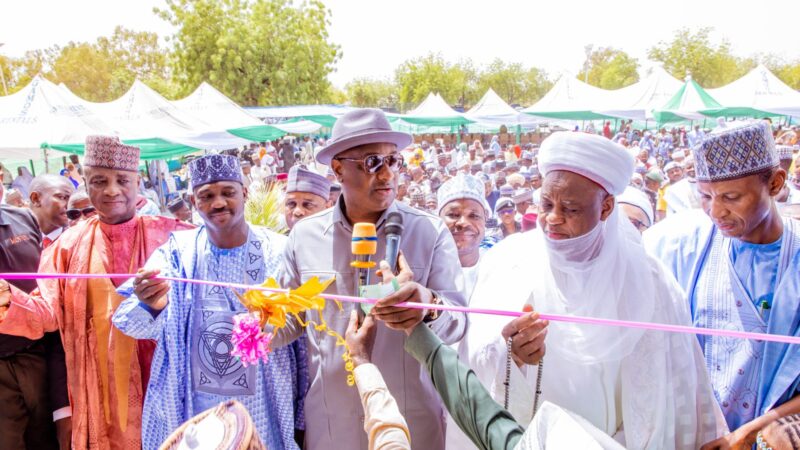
[477,59,553,106]
[394,54,551,110]
[2,27,174,101]
[648,27,755,88]
[245,181,287,233]
[394,53,476,111]
[345,77,397,109]
[577,47,639,90]
[760,54,800,90]
[157,0,341,106]
[2,50,51,95]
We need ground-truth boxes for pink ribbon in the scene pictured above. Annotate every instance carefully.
[3,272,799,345]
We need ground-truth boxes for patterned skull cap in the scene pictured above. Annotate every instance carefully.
[776,145,795,161]
[436,173,491,217]
[694,121,778,182]
[188,154,243,190]
[84,135,140,172]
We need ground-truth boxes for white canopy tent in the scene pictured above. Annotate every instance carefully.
[0,76,108,160]
[388,93,473,135]
[465,88,544,129]
[704,64,800,118]
[172,82,264,129]
[404,93,460,117]
[62,80,250,150]
[595,66,683,121]
[522,74,616,120]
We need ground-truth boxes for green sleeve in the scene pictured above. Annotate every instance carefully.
[404,323,524,450]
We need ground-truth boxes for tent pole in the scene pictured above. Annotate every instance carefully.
[29,160,35,177]
[516,125,521,144]
[43,148,49,174]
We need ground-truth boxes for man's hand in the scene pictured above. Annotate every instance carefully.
[0,279,11,321]
[375,252,414,284]
[132,269,169,311]
[55,417,72,450]
[700,421,759,450]
[345,310,377,367]
[760,414,800,450]
[501,305,548,367]
[0,279,10,308]
[371,252,430,334]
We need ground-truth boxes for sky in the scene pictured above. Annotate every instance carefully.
[3,0,800,89]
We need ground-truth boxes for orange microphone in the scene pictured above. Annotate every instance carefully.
[351,223,378,301]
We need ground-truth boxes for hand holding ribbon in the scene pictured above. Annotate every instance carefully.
[372,252,430,334]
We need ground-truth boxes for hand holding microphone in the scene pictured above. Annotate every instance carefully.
[383,212,404,275]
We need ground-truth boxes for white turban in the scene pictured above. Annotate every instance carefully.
[539,132,634,195]
[617,186,654,226]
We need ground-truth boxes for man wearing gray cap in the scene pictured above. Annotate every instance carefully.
[276,108,467,450]
[284,166,332,230]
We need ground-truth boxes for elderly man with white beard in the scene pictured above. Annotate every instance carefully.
[460,132,727,449]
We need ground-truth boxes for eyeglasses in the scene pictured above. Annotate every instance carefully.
[334,154,403,174]
[497,208,516,215]
[66,207,96,221]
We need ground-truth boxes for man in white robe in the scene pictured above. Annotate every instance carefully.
[465,131,727,449]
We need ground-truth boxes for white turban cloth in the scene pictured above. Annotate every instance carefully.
[539,132,634,195]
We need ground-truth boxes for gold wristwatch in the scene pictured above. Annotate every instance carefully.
[423,291,442,323]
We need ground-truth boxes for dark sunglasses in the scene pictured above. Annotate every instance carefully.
[497,208,516,215]
[66,207,96,221]
[334,154,403,174]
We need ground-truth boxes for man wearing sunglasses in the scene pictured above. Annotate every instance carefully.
[275,108,467,450]
[65,191,96,227]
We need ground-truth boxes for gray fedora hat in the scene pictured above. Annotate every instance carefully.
[316,108,412,165]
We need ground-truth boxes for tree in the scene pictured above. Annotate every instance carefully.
[648,27,754,88]
[326,85,348,105]
[345,78,397,109]
[760,54,800,90]
[98,26,176,98]
[19,27,176,101]
[157,0,341,106]
[50,43,115,101]
[476,59,553,106]
[577,47,639,90]
[521,67,553,106]
[394,53,477,111]
[2,50,51,95]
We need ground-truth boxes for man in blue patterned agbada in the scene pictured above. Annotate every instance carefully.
[645,121,800,449]
[113,154,301,449]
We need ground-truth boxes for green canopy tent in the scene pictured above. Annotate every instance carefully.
[44,138,197,160]
[227,125,289,142]
[652,78,722,125]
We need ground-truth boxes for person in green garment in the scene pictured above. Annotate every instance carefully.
[346,255,542,450]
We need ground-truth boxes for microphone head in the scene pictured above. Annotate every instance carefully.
[352,222,377,256]
[385,212,404,236]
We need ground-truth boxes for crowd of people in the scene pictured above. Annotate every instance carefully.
[0,108,799,450]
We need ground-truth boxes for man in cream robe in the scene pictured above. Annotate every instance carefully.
[464,132,727,449]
